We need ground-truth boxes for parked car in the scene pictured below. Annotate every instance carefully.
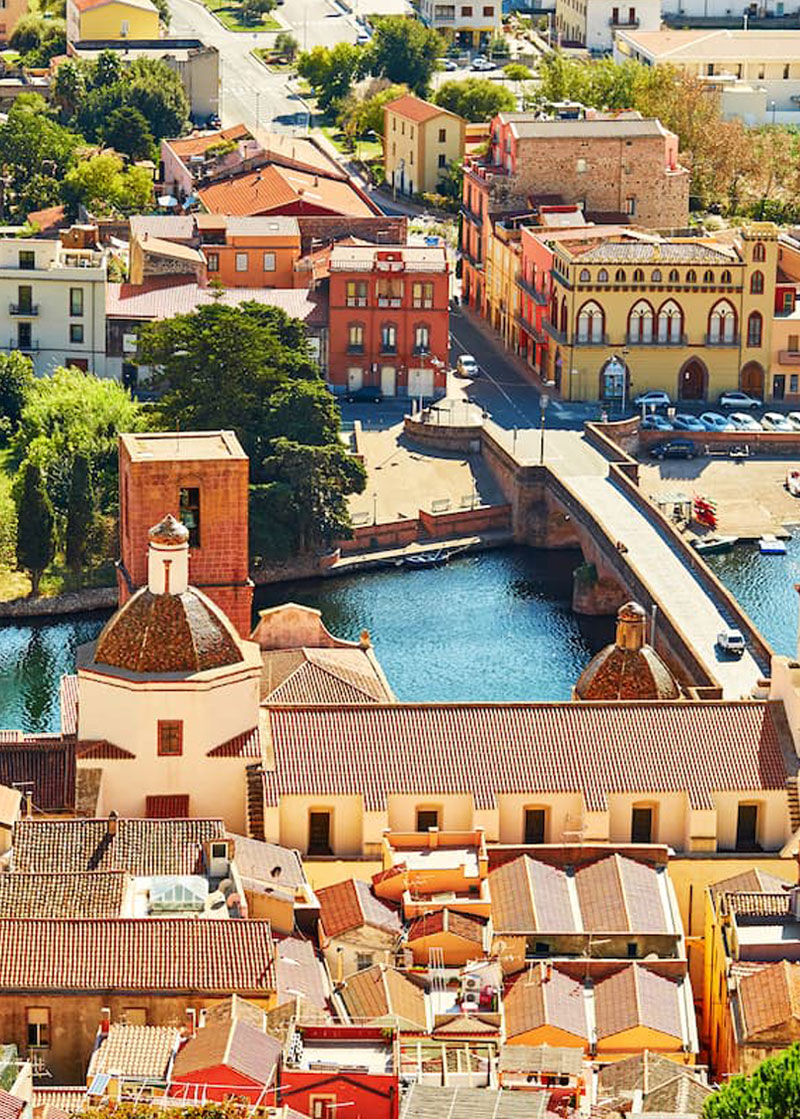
[640,415,673,431]
[719,390,762,410]
[471,56,495,70]
[456,353,479,378]
[717,627,746,658]
[786,411,800,431]
[438,57,458,70]
[634,390,671,409]
[649,439,697,460]
[672,413,706,432]
[728,412,763,432]
[761,411,795,432]
[700,411,736,432]
[345,385,383,403]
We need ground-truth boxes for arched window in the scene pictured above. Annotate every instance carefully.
[657,299,683,344]
[381,322,398,352]
[751,270,764,294]
[747,311,763,347]
[615,268,626,283]
[709,300,737,343]
[721,269,732,285]
[628,300,654,343]
[579,268,591,283]
[687,269,696,283]
[668,269,680,283]
[652,269,662,283]
[703,269,714,284]
[414,323,430,353]
[633,268,645,283]
[576,300,604,343]
[753,241,766,262]
[598,268,609,282]
[560,296,568,335]
[550,291,559,325]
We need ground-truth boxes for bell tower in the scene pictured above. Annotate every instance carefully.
[117,430,253,637]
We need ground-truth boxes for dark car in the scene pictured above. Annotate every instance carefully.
[649,439,697,460]
[345,385,383,403]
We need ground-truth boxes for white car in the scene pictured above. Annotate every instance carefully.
[700,411,735,432]
[717,628,746,658]
[761,412,794,432]
[633,390,672,410]
[438,58,458,70]
[786,411,800,431]
[456,353,479,378]
[728,412,763,432]
[719,390,762,410]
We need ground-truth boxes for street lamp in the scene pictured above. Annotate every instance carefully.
[621,346,630,416]
[771,99,777,125]
[539,394,549,465]
[372,491,378,525]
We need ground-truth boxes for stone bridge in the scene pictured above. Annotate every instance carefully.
[405,414,772,698]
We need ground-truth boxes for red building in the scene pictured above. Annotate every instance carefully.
[327,243,450,400]
[118,430,253,638]
[170,1018,282,1104]
[278,1026,399,1119]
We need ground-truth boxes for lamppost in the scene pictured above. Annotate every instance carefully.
[771,99,777,125]
[539,394,549,465]
[373,491,378,525]
[621,346,630,416]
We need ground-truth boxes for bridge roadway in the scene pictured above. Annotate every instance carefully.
[490,423,766,699]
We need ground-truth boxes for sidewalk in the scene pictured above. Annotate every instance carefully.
[456,303,546,392]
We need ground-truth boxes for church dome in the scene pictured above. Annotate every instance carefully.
[94,587,246,675]
[574,600,680,701]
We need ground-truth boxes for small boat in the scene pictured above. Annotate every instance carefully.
[760,534,787,555]
[787,468,800,496]
[403,549,452,568]
[692,535,738,556]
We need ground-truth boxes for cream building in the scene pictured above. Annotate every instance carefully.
[0,230,107,377]
[384,94,466,198]
[615,29,800,124]
[556,0,660,54]
[416,0,501,50]
[75,514,264,832]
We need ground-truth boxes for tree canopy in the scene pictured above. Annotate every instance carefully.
[63,152,154,218]
[365,16,444,97]
[434,77,515,121]
[0,351,34,444]
[15,462,54,596]
[297,42,366,112]
[704,1044,800,1119]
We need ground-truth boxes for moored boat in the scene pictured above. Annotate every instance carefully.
[692,535,738,556]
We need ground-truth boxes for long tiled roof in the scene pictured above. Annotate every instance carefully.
[198,165,378,219]
[0,871,130,918]
[275,936,331,1019]
[0,733,75,812]
[401,1085,546,1119]
[106,282,328,326]
[570,241,737,264]
[12,817,224,875]
[385,94,451,124]
[0,919,276,992]
[88,1023,180,1080]
[207,726,262,758]
[317,878,402,938]
[261,702,788,811]
[499,1044,584,1076]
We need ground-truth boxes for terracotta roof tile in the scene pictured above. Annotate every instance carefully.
[0,1091,24,1119]
[145,795,190,818]
[31,1089,87,1115]
[13,817,224,875]
[407,909,487,944]
[385,94,452,124]
[88,1024,180,1080]
[60,674,78,736]
[106,282,329,326]
[0,919,276,992]
[198,165,378,219]
[261,702,788,812]
[207,727,262,758]
[168,125,251,161]
[317,878,401,939]
[263,648,392,705]
[575,855,668,933]
[738,960,800,1039]
[499,1044,584,1076]
[598,1050,701,1095]
[594,966,683,1042]
[226,833,307,892]
[0,871,130,918]
[401,1085,547,1119]
[340,965,427,1030]
[503,966,588,1043]
[276,936,331,1020]
[710,868,791,901]
[172,1019,281,1084]
[76,741,136,759]
[0,734,75,812]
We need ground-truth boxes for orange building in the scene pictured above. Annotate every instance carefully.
[327,243,450,400]
[194,214,301,288]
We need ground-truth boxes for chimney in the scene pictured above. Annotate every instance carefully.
[107,809,118,837]
[359,629,371,649]
[186,1008,197,1037]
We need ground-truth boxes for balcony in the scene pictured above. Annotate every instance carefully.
[380,345,398,355]
[609,14,640,24]
[346,297,368,308]
[516,272,547,303]
[543,320,567,344]
[460,205,483,228]
[377,297,403,308]
[346,344,365,354]
[9,303,38,316]
[626,333,687,346]
[514,311,547,344]
[462,246,484,269]
[10,339,38,352]
[574,332,610,347]
[779,350,800,364]
[705,333,740,346]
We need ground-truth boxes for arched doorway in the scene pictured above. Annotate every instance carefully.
[740,361,765,397]
[599,356,629,406]
[678,359,708,401]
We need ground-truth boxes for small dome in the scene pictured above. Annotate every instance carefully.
[149,514,189,547]
[574,600,680,701]
[94,587,245,675]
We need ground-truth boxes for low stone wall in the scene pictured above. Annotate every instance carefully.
[638,428,800,456]
[250,550,341,584]
[419,504,512,539]
[339,520,419,555]
[403,416,482,455]
[0,586,117,619]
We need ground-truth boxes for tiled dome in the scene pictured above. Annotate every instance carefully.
[574,600,680,701]
[93,587,245,675]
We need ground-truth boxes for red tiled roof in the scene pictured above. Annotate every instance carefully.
[594,965,683,1041]
[317,878,401,939]
[207,726,262,758]
[261,702,789,811]
[60,674,78,736]
[168,125,251,161]
[76,740,136,759]
[106,281,328,326]
[146,794,190,818]
[27,204,67,235]
[172,1019,281,1084]
[0,871,130,918]
[504,966,588,1043]
[738,959,800,1039]
[0,1091,24,1119]
[385,94,452,124]
[407,909,487,944]
[198,165,378,219]
[0,919,276,992]
[0,734,75,812]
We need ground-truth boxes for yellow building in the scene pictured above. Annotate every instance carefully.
[485,217,523,357]
[539,223,777,405]
[383,94,466,199]
[67,0,160,44]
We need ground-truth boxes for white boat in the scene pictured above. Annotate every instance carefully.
[787,468,800,496]
[760,534,787,555]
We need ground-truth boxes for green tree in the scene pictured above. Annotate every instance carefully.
[297,42,366,112]
[93,49,123,88]
[102,106,156,161]
[366,15,444,97]
[0,351,34,444]
[704,1044,800,1119]
[127,58,190,140]
[10,16,66,66]
[240,0,275,23]
[52,59,87,119]
[65,453,93,583]
[504,62,531,81]
[337,81,407,140]
[63,152,153,217]
[274,31,298,61]
[15,462,54,596]
[433,77,515,120]
[152,0,171,25]
[11,366,145,515]
[0,96,80,219]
